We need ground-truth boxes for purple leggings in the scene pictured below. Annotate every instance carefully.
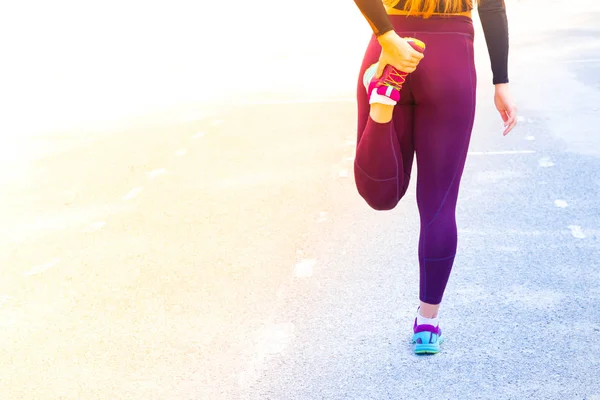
[354,16,477,305]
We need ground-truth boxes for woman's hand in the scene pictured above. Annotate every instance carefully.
[494,83,518,136]
[376,30,424,77]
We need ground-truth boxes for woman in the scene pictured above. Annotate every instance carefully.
[352,0,517,354]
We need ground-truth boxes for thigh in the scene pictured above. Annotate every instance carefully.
[412,33,477,224]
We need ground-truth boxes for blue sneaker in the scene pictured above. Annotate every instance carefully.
[412,318,444,354]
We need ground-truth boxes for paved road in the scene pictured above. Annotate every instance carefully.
[1,2,599,399]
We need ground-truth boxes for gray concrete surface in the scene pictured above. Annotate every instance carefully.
[1,1,599,399]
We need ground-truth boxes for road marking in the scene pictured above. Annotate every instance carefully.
[175,149,188,157]
[147,168,166,179]
[568,225,586,239]
[460,227,594,239]
[317,211,328,223]
[82,221,106,233]
[458,228,564,237]
[539,157,555,167]
[230,97,355,106]
[525,135,535,141]
[211,120,224,126]
[554,200,568,208]
[181,113,206,122]
[516,116,535,124]
[338,169,349,178]
[294,259,316,278]
[562,58,600,64]
[123,187,143,201]
[468,150,536,156]
[192,132,206,139]
[24,258,60,276]
[344,155,355,162]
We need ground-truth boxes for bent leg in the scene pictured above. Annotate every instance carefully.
[354,36,415,211]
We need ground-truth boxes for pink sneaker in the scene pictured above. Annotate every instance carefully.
[363,38,426,105]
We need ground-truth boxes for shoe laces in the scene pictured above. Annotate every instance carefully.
[382,68,406,90]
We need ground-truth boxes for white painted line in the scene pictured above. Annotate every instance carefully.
[294,259,316,278]
[516,116,534,124]
[192,132,206,139]
[457,228,546,237]
[181,113,205,122]
[175,149,188,157]
[525,135,535,141]
[338,169,349,178]
[147,168,167,179]
[317,211,328,223]
[562,58,600,64]
[538,157,555,168]
[568,225,586,239]
[344,155,355,162]
[344,140,355,147]
[211,120,224,126]
[231,97,355,106]
[554,200,568,208]
[82,221,106,233]
[24,258,60,276]
[123,187,143,201]
[468,150,536,156]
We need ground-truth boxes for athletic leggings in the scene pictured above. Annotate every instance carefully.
[354,16,477,305]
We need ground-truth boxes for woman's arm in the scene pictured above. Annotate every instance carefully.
[478,0,509,84]
[353,0,424,76]
[479,0,517,135]
[354,0,394,36]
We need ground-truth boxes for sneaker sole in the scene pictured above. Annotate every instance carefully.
[414,344,440,354]
[412,336,444,355]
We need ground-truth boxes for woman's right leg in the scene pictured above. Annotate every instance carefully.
[354,36,415,211]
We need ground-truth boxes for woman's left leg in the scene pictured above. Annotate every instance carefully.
[354,35,416,211]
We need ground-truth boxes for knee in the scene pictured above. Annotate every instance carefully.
[367,197,398,211]
[356,184,401,211]
[354,164,410,211]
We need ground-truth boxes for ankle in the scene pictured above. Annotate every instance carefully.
[369,103,394,123]
[418,302,440,319]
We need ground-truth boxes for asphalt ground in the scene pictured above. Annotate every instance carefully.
[1,1,599,399]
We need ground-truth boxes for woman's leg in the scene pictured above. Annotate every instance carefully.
[412,32,477,313]
[354,36,415,211]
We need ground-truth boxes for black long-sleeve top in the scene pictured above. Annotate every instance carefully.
[354,0,509,84]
